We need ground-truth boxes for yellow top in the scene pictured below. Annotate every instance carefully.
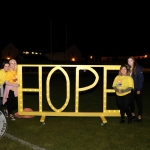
[0,69,6,85]
[5,70,18,90]
[112,75,134,96]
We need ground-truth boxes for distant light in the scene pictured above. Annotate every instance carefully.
[90,55,93,59]
[71,58,75,61]
[39,53,42,55]
[35,52,38,55]
[23,51,26,54]
[7,57,10,60]
[144,55,147,58]
[25,52,29,54]
[32,52,34,54]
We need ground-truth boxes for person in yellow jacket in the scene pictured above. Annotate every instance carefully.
[3,59,20,121]
[0,61,9,110]
[112,64,134,123]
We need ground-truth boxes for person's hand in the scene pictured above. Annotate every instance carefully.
[137,91,140,94]
[14,83,20,87]
[118,89,122,93]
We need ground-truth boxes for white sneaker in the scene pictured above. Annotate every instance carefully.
[10,115,16,121]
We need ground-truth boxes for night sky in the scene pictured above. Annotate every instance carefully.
[0,3,150,56]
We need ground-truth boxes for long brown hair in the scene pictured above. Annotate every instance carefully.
[127,56,138,75]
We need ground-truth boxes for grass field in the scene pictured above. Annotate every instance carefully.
[0,69,150,150]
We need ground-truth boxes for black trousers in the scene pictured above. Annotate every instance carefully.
[7,90,18,114]
[116,93,132,119]
[130,90,143,116]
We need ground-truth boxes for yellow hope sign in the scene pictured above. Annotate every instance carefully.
[17,65,120,125]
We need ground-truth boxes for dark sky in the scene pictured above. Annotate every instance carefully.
[0,3,150,56]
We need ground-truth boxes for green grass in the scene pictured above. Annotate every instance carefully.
[0,70,150,150]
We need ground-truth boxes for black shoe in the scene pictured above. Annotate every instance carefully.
[134,118,142,122]
[131,115,136,119]
[10,115,16,121]
[119,119,125,123]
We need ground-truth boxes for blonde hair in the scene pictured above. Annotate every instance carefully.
[9,59,17,71]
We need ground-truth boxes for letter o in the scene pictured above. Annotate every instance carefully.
[46,66,70,112]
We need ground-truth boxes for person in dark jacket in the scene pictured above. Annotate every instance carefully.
[127,56,144,122]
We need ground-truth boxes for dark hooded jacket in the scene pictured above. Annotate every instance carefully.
[131,65,144,91]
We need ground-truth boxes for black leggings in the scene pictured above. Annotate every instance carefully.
[130,90,143,116]
[7,90,18,114]
[116,93,132,119]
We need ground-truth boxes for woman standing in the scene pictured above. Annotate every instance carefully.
[127,56,144,122]
[3,59,20,121]
[0,61,9,110]
[112,64,134,123]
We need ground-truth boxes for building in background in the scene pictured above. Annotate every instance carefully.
[1,43,20,60]
[45,44,82,62]
[0,43,149,65]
